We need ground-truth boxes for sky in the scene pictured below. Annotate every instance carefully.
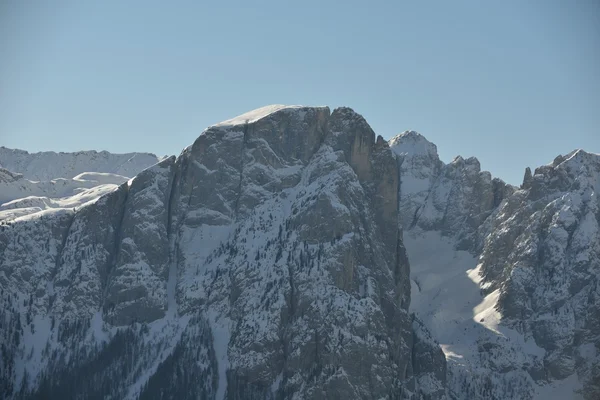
[1,0,598,185]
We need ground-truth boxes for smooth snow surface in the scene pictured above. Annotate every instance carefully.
[406,230,487,354]
[212,105,315,128]
[405,229,582,399]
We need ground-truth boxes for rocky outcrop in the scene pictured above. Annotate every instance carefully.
[410,316,447,400]
[390,131,513,252]
[0,105,446,400]
[479,149,600,399]
[104,157,177,325]
[392,129,599,400]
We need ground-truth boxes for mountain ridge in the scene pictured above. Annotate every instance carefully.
[0,146,165,182]
[0,105,598,399]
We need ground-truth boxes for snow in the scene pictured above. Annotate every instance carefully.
[0,148,164,222]
[15,315,53,389]
[271,372,283,395]
[405,229,585,398]
[389,131,438,158]
[4,112,598,399]
[166,256,178,318]
[406,230,484,348]
[0,146,163,181]
[72,171,130,183]
[88,312,110,343]
[533,373,583,400]
[207,310,232,400]
[1,184,119,212]
[0,173,127,221]
[125,315,192,400]
[212,105,315,128]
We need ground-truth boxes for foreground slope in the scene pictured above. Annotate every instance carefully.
[0,106,446,399]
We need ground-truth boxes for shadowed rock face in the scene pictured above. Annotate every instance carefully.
[0,105,446,400]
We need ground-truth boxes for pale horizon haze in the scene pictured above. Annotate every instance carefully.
[1,0,599,185]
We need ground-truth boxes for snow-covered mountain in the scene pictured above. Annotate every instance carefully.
[0,147,164,181]
[390,131,599,399]
[0,106,598,399]
[0,149,164,222]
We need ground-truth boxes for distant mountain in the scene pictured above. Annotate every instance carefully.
[0,106,598,400]
[0,146,164,181]
[0,148,165,221]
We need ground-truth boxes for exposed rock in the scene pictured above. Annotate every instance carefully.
[392,128,599,400]
[479,149,600,398]
[3,106,597,400]
[0,105,447,400]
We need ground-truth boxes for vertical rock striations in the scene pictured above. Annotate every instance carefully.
[0,105,446,399]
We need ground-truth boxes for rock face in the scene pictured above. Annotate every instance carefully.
[391,131,513,251]
[0,105,446,400]
[391,132,600,400]
[479,150,600,399]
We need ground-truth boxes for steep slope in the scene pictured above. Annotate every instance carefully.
[479,150,600,399]
[391,132,599,399]
[0,147,163,181]
[0,106,446,400]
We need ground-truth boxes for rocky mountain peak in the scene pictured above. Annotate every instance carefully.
[524,149,600,201]
[389,130,439,159]
[0,104,447,400]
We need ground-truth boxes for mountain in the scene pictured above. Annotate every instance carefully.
[0,105,598,399]
[391,132,599,399]
[0,149,164,222]
[0,147,164,182]
[0,105,445,400]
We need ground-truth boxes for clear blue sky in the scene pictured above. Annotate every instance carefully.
[1,0,598,184]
